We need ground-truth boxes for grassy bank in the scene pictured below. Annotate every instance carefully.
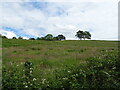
[2,39,119,89]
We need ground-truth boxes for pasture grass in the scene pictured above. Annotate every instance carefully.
[2,39,119,89]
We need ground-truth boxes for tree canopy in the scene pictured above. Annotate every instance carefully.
[18,36,23,39]
[1,29,91,41]
[56,35,66,41]
[29,38,35,40]
[44,34,53,41]
[12,37,17,39]
[84,31,91,39]
[36,34,66,41]
[0,34,7,39]
[75,30,91,40]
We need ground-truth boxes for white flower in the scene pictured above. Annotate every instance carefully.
[68,71,71,73]
[30,71,32,73]
[30,84,33,86]
[30,68,32,70]
[17,65,19,67]
[63,78,68,80]
[21,62,23,64]
[33,78,37,81]
[42,79,46,84]
[25,86,28,88]
[76,74,78,76]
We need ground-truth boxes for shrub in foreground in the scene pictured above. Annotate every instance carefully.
[2,51,119,89]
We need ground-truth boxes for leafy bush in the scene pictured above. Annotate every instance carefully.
[85,53,119,88]
[2,61,38,89]
[2,51,119,89]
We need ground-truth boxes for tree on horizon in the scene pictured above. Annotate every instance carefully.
[75,30,91,40]
[44,34,53,41]
[56,34,66,41]
[18,36,23,39]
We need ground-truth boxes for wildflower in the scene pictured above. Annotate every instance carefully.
[30,71,32,73]
[98,57,101,59]
[63,77,68,80]
[76,74,78,76]
[25,86,28,88]
[30,84,33,86]
[21,62,23,64]
[42,79,46,84]
[68,70,71,73]
[33,78,37,81]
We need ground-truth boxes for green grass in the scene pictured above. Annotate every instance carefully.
[2,39,117,70]
[2,39,119,89]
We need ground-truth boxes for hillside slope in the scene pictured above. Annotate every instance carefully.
[2,39,119,89]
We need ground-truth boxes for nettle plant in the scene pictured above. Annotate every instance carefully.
[23,61,38,89]
[2,61,38,89]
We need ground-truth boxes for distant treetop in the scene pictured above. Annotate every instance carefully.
[75,30,91,40]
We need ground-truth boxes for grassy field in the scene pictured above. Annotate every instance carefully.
[2,39,119,89]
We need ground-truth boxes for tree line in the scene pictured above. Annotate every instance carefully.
[0,30,91,40]
[30,34,66,41]
[0,34,66,41]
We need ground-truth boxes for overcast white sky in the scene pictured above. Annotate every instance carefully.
[0,0,118,40]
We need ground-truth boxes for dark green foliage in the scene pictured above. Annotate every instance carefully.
[29,38,35,40]
[2,39,119,89]
[13,50,17,53]
[56,34,66,40]
[75,30,84,40]
[67,49,76,52]
[53,37,58,41]
[86,53,119,88]
[44,34,53,41]
[12,37,17,39]
[49,51,119,89]
[2,36,8,39]
[2,61,38,89]
[36,37,41,40]
[84,31,91,39]
[75,30,91,40]
[2,51,119,89]
[79,49,84,53]
[24,61,33,69]
[30,47,40,50]
[18,36,23,39]
[36,34,65,41]
[40,37,46,40]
